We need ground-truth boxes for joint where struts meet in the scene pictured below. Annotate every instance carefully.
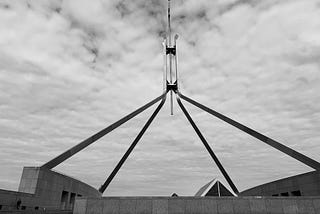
[166,81,178,92]
[166,46,176,55]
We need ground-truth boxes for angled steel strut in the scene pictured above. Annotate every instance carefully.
[178,92,320,171]
[99,96,166,193]
[41,93,167,169]
[176,95,239,194]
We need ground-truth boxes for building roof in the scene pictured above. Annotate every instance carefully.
[195,178,237,197]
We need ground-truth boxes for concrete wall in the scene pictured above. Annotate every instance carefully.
[0,167,101,211]
[0,210,72,214]
[73,196,320,214]
[241,170,320,196]
[0,189,35,211]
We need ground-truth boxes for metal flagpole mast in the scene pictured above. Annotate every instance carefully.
[163,40,167,93]
[168,0,173,115]
[167,0,174,115]
[174,34,179,91]
[165,0,179,115]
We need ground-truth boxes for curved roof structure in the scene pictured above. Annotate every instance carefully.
[195,178,237,197]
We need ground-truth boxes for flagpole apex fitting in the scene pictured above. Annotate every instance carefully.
[167,81,178,92]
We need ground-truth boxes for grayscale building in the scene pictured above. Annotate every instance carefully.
[195,178,237,197]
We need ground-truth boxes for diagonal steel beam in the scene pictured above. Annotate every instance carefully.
[178,92,320,170]
[41,93,167,169]
[176,95,239,194]
[99,96,166,193]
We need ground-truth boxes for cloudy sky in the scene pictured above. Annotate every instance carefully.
[0,0,320,196]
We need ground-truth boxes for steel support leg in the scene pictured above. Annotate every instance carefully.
[41,93,167,169]
[178,92,320,170]
[99,97,166,194]
[176,95,239,194]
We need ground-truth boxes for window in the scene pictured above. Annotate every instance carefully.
[291,190,301,196]
[280,192,289,196]
[60,191,69,210]
[272,194,279,196]
[35,206,39,210]
[77,194,82,197]
[70,193,76,209]
[21,206,26,210]
[0,205,2,210]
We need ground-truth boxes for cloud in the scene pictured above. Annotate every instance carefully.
[0,0,320,196]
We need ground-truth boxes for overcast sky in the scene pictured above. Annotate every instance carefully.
[0,0,320,196]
